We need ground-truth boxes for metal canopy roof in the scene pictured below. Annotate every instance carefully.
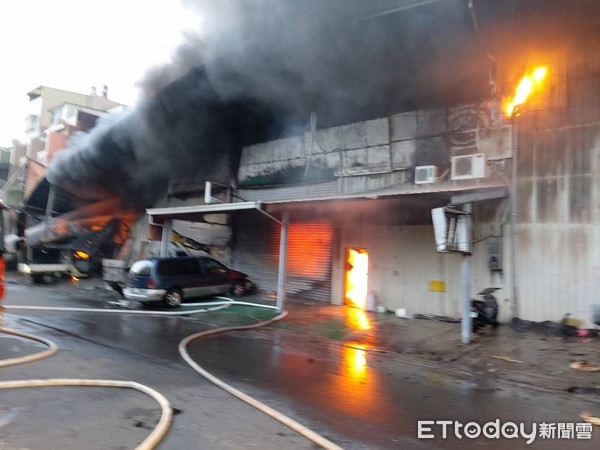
[262,180,507,207]
[147,201,260,224]
[145,180,507,224]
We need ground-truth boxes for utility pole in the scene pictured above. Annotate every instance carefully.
[461,203,472,344]
[510,117,520,319]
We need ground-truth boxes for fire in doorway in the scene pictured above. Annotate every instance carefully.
[345,248,368,308]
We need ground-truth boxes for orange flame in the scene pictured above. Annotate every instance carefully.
[345,249,368,308]
[504,66,548,117]
[74,251,90,259]
[52,198,140,243]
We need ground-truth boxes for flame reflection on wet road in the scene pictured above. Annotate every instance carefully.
[185,328,600,450]
[187,331,410,449]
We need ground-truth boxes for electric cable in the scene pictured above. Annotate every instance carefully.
[470,169,511,244]
[467,0,497,63]
[467,0,498,98]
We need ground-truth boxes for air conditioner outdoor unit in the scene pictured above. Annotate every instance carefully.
[451,153,486,180]
[414,165,438,184]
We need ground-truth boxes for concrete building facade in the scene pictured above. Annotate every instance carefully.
[226,56,600,328]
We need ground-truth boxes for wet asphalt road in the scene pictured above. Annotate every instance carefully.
[2,276,600,449]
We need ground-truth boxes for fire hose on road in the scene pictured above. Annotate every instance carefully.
[0,374,173,450]
[179,313,344,450]
[0,298,343,450]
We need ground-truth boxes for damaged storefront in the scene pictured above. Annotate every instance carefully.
[141,61,599,329]
[234,182,508,319]
[144,102,513,322]
[232,210,335,302]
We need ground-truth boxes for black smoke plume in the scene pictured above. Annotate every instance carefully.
[46,0,468,209]
[45,0,600,210]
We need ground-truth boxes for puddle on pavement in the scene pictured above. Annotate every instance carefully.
[0,406,23,428]
[0,334,46,359]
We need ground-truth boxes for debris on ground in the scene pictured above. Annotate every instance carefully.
[567,387,600,395]
[491,355,523,364]
[570,361,600,372]
[412,314,460,323]
[575,329,599,338]
[580,411,600,426]
[510,318,578,336]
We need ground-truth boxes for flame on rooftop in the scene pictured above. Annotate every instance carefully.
[504,66,548,117]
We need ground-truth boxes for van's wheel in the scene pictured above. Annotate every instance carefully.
[108,282,124,297]
[230,280,246,297]
[32,273,55,284]
[42,273,56,284]
[163,288,183,308]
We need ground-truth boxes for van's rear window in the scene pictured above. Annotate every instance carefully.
[130,260,152,276]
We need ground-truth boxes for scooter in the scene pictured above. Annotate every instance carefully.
[471,287,500,333]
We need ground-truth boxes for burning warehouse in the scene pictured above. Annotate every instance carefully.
[17,0,600,328]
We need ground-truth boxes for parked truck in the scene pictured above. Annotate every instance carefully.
[17,245,81,284]
[18,217,126,284]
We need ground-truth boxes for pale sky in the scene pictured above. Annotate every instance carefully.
[0,0,201,147]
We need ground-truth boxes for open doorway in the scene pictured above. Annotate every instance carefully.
[344,248,368,308]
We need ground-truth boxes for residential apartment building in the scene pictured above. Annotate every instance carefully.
[7,86,122,207]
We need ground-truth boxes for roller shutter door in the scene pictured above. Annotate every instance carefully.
[233,212,334,302]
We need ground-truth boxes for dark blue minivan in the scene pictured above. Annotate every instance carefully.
[123,256,253,307]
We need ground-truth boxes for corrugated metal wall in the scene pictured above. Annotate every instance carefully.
[337,223,508,320]
[237,182,337,202]
[232,211,334,301]
[229,53,600,326]
[232,214,280,294]
[517,121,600,326]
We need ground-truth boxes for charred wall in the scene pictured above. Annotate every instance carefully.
[238,101,510,193]
[516,58,600,324]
